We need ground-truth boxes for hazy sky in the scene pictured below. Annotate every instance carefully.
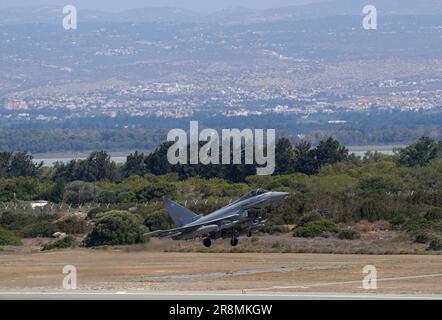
[0,0,329,12]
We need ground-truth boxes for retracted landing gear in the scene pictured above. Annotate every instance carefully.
[230,237,238,247]
[203,237,212,248]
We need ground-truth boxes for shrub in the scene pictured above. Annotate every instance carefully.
[271,241,282,249]
[389,214,407,229]
[64,181,97,204]
[53,214,88,234]
[403,217,431,234]
[293,220,340,238]
[42,235,77,251]
[83,210,148,247]
[262,225,289,234]
[0,227,22,245]
[135,183,176,202]
[427,238,442,251]
[87,207,109,220]
[298,212,322,226]
[142,210,173,231]
[415,232,431,244]
[0,211,31,230]
[338,229,360,240]
[96,190,117,204]
[425,208,442,222]
[21,221,55,238]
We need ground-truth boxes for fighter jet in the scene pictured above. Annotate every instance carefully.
[144,189,288,247]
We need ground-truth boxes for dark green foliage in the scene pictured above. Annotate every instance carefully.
[87,207,109,220]
[262,225,290,234]
[403,217,432,234]
[21,221,55,238]
[415,233,430,244]
[41,235,77,251]
[144,142,176,176]
[397,137,438,167]
[427,238,442,251]
[298,212,322,226]
[0,177,48,202]
[0,227,22,245]
[1,136,442,246]
[64,181,97,205]
[141,209,174,231]
[83,210,148,247]
[293,220,341,238]
[425,208,442,222]
[135,183,176,202]
[0,212,55,238]
[390,214,408,229]
[123,151,146,177]
[96,190,117,204]
[0,211,30,230]
[274,138,295,175]
[121,137,349,182]
[0,152,42,178]
[314,137,349,169]
[338,229,360,240]
[293,140,317,175]
[53,151,117,182]
[48,179,66,203]
[54,215,88,234]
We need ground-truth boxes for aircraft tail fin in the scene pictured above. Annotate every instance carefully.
[163,199,199,227]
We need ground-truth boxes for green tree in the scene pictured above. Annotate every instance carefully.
[83,210,148,247]
[0,227,22,245]
[0,152,42,178]
[274,138,295,175]
[293,140,317,175]
[53,151,117,182]
[123,151,146,177]
[398,137,438,167]
[135,183,176,202]
[314,137,349,168]
[145,142,175,175]
[64,181,97,204]
[48,179,66,203]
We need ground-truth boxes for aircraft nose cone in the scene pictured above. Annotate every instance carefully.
[272,192,289,200]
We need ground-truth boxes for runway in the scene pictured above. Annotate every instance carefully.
[1,250,442,297]
[1,290,442,300]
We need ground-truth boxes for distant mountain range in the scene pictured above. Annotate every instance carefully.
[2,0,442,25]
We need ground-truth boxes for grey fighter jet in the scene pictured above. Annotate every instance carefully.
[144,189,288,247]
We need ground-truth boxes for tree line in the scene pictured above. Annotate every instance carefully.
[1,136,442,250]
[2,136,441,184]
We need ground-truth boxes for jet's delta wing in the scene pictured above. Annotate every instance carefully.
[144,189,288,247]
[144,213,241,237]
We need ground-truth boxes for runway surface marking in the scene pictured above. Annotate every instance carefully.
[246,272,442,291]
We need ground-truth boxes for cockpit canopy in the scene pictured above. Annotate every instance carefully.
[238,188,269,201]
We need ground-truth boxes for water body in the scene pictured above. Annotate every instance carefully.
[33,152,131,166]
[34,146,403,166]
[347,145,404,158]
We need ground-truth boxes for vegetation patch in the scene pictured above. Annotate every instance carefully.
[83,210,148,247]
[293,220,341,238]
[427,238,442,251]
[0,227,22,246]
[338,229,360,240]
[42,235,77,251]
